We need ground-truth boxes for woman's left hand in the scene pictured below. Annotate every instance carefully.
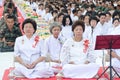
[84,61,90,64]
[52,60,61,63]
[30,62,37,69]
[6,42,14,46]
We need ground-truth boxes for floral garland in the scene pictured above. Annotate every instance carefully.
[83,39,89,53]
[32,35,39,48]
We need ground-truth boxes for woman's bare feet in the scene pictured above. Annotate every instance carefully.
[56,72,64,80]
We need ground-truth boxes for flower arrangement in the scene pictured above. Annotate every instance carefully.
[32,35,39,48]
[83,39,89,53]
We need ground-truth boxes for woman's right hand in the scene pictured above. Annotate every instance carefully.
[22,63,31,69]
[84,61,90,64]
[68,61,74,64]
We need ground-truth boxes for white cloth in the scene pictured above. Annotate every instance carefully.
[60,38,99,78]
[14,34,54,78]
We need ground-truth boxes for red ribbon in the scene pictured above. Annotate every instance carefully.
[83,39,89,53]
[32,36,39,48]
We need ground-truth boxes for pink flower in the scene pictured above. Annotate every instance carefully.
[83,39,89,53]
[32,36,39,48]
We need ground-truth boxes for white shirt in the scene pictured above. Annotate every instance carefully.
[43,13,53,21]
[14,35,54,78]
[44,35,62,60]
[14,34,45,64]
[60,38,89,65]
[96,22,110,35]
[71,15,79,22]
[106,18,113,28]
[26,2,38,10]
[60,25,73,42]
[83,26,102,50]
[83,25,91,39]
[36,9,45,18]
[107,25,120,35]
[83,26,104,60]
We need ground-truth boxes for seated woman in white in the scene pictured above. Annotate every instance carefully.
[13,18,54,78]
[44,22,62,73]
[59,20,100,78]
[107,18,120,75]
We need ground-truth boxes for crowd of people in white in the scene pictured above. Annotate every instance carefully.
[1,0,120,79]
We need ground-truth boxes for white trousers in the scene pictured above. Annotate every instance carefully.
[13,62,54,78]
[62,63,100,78]
[112,58,120,74]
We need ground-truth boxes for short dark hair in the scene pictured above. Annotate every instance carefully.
[89,16,99,24]
[6,2,15,8]
[72,9,77,14]
[72,20,85,32]
[112,11,120,19]
[112,18,120,23]
[58,12,64,18]
[106,12,111,16]
[83,14,90,20]
[6,14,15,21]
[51,10,58,16]
[38,3,44,6]
[62,15,73,26]
[99,13,106,18]
[22,18,37,33]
